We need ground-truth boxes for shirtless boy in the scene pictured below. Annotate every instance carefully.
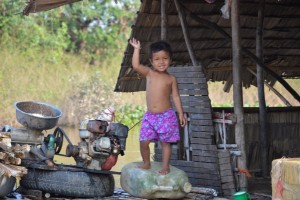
[129,38,187,175]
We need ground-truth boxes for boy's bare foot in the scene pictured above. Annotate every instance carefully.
[158,168,170,175]
[137,163,151,170]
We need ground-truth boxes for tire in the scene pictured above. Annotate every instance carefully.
[20,168,114,198]
[0,175,16,197]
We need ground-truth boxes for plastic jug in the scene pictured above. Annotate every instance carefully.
[97,106,115,122]
[121,162,191,199]
[233,191,250,200]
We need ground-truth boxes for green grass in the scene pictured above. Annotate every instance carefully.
[0,46,146,127]
[0,49,105,124]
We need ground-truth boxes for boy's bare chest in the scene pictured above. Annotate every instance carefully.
[147,77,171,90]
[148,72,171,85]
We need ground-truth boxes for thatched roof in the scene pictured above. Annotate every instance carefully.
[114,0,300,94]
[23,0,81,15]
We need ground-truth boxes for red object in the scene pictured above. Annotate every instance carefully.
[101,155,118,170]
[275,179,283,199]
[238,168,252,178]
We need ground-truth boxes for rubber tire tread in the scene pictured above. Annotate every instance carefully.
[20,168,114,198]
[0,176,16,197]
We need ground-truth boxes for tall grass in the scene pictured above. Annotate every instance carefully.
[0,46,146,127]
[0,48,97,125]
[208,80,300,107]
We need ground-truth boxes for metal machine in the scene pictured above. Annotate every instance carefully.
[0,101,129,198]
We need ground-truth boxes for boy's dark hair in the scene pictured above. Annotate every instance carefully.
[149,40,173,59]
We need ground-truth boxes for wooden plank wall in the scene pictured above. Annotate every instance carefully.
[154,66,222,193]
[213,107,300,175]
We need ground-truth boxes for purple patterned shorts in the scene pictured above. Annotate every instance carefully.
[140,109,180,143]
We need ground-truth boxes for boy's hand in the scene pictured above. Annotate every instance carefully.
[129,38,141,50]
[179,113,187,127]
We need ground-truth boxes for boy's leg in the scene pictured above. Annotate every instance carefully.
[159,142,171,174]
[138,140,151,169]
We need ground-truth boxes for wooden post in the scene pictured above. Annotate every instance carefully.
[174,0,200,68]
[231,0,247,190]
[161,0,167,41]
[256,0,268,177]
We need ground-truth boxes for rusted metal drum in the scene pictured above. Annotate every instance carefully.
[15,101,62,130]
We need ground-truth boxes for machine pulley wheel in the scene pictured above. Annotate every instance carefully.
[53,127,64,154]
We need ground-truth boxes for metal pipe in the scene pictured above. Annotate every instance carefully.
[10,128,44,144]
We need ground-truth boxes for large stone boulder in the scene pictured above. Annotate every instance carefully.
[121,161,191,199]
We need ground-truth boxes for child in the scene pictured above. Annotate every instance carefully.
[129,38,187,175]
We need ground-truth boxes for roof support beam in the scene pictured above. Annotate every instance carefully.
[181,4,300,103]
[174,0,201,68]
[161,0,167,41]
[256,0,268,178]
[231,0,247,190]
[247,68,292,106]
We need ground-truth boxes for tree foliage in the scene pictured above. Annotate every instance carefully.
[0,0,139,62]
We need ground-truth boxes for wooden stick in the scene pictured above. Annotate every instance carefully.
[161,0,167,41]
[174,0,201,68]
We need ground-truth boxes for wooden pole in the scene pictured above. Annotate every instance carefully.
[231,0,247,190]
[174,0,200,68]
[161,0,167,41]
[256,0,268,177]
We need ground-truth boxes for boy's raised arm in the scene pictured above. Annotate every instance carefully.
[129,38,150,77]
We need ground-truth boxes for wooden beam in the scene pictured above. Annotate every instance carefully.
[140,0,154,13]
[161,0,167,41]
[132,23,300,33]
[174,0,201,68]
[247,68,292,106]
[177,0,300,7]
[231,0,247,190]
[266,84,294,105]
[207,65,300,72]
[256,0,268,178]
[223,73,233,93]
[183,7,300,103]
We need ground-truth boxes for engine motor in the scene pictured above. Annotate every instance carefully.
[66,120,128,170]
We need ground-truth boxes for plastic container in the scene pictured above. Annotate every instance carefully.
[97,106,115,131]
[121,162,191,199]
[97,106,115,122]
[271,158,300,199]
[233,191,250,200]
